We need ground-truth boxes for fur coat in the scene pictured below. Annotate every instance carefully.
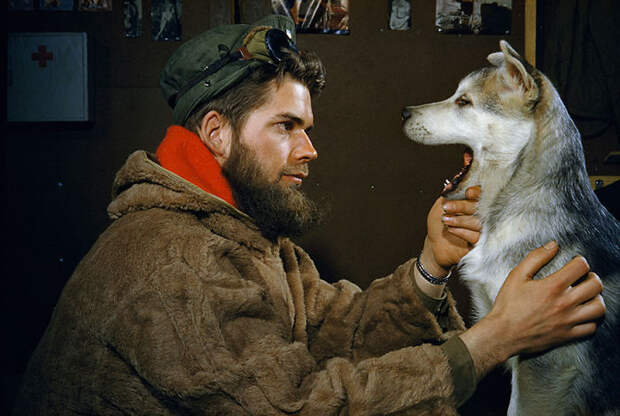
[14,151,472,415]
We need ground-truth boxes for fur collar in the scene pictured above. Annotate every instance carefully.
[108,151,280,253]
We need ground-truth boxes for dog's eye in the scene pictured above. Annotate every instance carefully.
[455,96,472,107]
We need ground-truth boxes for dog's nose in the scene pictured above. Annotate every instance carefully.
[401,107,411,121]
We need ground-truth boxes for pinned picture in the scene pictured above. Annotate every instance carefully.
[8,0,34,10]
[435,0,511,35]
[41,0,74,11]
[389,0,411,30]
[79,0,112,11]
[272,0,350,35]
[124,0,143,38]
[152,0,182,41]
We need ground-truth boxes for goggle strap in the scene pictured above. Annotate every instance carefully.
[238,46,253,60]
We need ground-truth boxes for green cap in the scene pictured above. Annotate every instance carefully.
[160,15,297,126]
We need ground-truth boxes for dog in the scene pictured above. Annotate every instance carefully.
[401,40,620,415]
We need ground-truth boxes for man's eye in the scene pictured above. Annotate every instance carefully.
[278,121,294,132]
[284,121,294,130]
[455,96,472,107]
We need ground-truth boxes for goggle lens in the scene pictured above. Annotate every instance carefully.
[264,29,298,63]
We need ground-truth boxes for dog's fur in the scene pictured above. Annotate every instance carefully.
[402,40,620,415]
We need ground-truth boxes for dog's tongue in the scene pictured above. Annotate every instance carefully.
[464,150,473,166]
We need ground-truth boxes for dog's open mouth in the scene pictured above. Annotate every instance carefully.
[441,147,473,196]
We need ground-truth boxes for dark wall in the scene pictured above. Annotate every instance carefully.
[4,1,615,414]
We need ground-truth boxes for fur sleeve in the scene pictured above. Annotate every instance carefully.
[105,252,462,415]
[284,243,466,364]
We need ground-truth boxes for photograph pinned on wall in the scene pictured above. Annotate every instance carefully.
[41,0,74,11]
[435,0,512,35]
[79,0,112,11]
[272,0,350,35]
[152,0,182,41]
[124,0,143,38]
[8,0,34,10]
[389,0,411,30]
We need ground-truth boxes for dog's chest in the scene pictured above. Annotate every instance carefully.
[459,232,515,316]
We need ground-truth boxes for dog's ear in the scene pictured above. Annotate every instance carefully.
[500,40,522,60]
[497,40,539,105]
[487,41,520,66]
[487,52,504,67]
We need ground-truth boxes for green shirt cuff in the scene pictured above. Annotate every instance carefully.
[441,336,477,407]
[412,266,448,315]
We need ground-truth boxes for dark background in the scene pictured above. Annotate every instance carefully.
[2,1,618,414]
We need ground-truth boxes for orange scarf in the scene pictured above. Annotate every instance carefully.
[156,125,237,208]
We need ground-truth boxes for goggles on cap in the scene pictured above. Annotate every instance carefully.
[169,27,298,108]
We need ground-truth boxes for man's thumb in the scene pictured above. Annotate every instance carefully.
[510,241,558,281]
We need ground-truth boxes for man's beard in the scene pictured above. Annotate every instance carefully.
[222,137,324,240]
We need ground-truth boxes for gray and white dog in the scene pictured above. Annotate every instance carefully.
[402,40,619,415]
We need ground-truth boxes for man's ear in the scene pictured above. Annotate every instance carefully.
[197,110,232,165]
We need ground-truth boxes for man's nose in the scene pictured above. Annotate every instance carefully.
[292,131,318,162]
[401,107,412,121]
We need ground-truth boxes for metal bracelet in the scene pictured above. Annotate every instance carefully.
[415,257,451,285]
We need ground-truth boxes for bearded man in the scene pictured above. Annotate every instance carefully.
[14,15,604,415]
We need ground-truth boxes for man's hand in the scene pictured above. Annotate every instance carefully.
[460,241,606,379]
[423,186,482,275]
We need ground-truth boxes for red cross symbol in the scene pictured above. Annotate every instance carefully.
[32,45,54,67]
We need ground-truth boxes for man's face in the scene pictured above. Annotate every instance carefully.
[238,75,317,186]
[222,75,323,238]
